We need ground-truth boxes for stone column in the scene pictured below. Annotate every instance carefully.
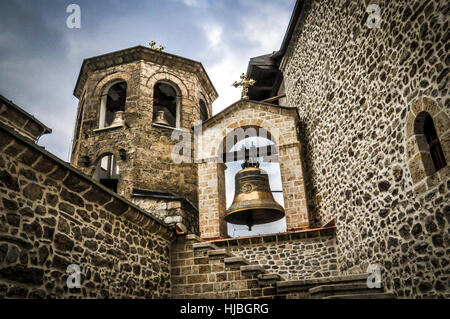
[278,142,310,230]
[198,161,227,239]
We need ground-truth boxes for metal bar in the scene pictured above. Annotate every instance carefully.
[221,145,277,162]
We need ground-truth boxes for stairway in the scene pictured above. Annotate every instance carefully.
[277,273,394,299]
[173,235,394,299]
[192,241,286,296]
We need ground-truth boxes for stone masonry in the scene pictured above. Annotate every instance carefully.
[71,46,218,206]
[196,100,309,239]
[0,122,174,298]
[280,0,449,298]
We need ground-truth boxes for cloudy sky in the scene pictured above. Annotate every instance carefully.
[0,0,295,236]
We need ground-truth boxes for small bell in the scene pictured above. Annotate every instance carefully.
[154,110,170,126]
[110,111,124,126]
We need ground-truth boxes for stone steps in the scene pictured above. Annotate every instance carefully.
[192,239,287,291]
[207,248,233,259]
[257,273,285,287]
[277,274,368,294]
[309,282,383,299]
[224,256,249,269]
[192,242,219,251]
[323,293,395,299]
[240,264,266,278]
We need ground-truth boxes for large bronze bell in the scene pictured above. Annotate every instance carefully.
[225,159,285,230]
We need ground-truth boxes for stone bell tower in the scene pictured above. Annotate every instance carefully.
[70,45,218,212]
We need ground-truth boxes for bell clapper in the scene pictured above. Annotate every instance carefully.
[246,214,254,231]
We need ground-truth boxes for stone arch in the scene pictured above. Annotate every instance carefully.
[406,97,449,185]
[197,104,309,239]
[92,71,132,98]
[145,72,189,99]
[87,150,120,176]
[92,72,131,129]
[208,119,281,159]
[197,92,212,119]
[152,80,183,128]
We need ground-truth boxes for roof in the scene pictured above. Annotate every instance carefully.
[246,0,306,100]
[0,94,52,141]
[200,99,299,129]
[73,45,218,99]
[246,53,282,101]
[271,0,306,61]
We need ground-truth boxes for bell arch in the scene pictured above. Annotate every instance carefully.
[196,100,309,240]
[219,127,286,237]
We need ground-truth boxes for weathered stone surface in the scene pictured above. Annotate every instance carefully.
[280,0,449,299]
[22,183,43,201]
[0,266,44,285]
[0,170,19,191]
[61,189,84,207]
[54,233,74,252]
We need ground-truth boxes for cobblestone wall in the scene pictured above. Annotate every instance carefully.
[0,124,174,298]
[227,235,338,281]
[281,0,449,298]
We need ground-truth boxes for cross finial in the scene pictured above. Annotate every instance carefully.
[149,40,165,51]
[232,73,256,100]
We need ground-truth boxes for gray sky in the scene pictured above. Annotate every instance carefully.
[0,0,294,236]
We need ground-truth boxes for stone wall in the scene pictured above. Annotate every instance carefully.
[131,196,199,235]
[0,123,174,298]
[281,0,449,298]
[214,228,338,281]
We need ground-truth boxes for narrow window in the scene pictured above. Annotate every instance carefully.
[199,99,208,122]
[423,113,446,171]
[153,82,177,127]
[105,82,126,127]
[100,81,127,128]
[93,154,119,192]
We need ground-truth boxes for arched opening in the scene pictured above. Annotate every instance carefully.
[199,99,209,122]
[221,127,286,237]
[93,154,120,192]
[99,81,127,128]
[423,113,446,171]
[153,82,179,128]
[414,111,447,175]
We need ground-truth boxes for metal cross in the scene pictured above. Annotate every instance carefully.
[149,40,165,51]
[232,73,256,100]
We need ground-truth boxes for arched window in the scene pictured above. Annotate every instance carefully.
[93,154,120,192]
[153,82,179,128]
[99,81,127,128]
[199,99,209,122]
[423,113,446,172]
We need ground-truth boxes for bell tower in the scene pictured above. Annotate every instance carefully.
[70,45,218,208]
